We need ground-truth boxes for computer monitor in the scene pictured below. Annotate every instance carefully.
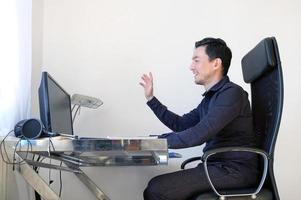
[38,71,74,135]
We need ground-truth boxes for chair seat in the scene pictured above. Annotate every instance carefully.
[195,189,272,200]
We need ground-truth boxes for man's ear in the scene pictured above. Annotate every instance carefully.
[213,58,222,70]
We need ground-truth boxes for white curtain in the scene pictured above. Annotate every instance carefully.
[0,1,32,199]
[0,0,32,136]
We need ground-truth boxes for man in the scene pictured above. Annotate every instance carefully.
[139,38,259,200]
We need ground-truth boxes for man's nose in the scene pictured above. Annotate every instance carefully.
[190,62,194,70]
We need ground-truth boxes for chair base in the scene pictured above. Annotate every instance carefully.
[195,189,272,200]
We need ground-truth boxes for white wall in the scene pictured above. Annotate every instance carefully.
[32,0,44,117]
[30,0,301,199]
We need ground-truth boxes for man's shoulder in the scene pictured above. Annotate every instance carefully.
[222,81,245,94]
[214,82,247,105]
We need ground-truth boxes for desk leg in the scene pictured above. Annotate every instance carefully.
[15,153,59,200]
[64,162,110,200]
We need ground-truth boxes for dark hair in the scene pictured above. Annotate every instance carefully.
[195,37,232,75]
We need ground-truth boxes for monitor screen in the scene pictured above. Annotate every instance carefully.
[38,71,73,135]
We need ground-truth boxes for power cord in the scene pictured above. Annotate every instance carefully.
[1,131,63,198]
[48,136,63,198]
[0,130,32,167]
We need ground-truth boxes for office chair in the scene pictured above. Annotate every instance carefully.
[181,37,283,200]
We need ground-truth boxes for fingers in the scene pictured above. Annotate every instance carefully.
[140,72,154,100]
[141,74,147,81]
[140,75,150,84]
[141,73,153,82]
[140,72,153,89]
[149,72,153,82]
[142,74,149,80]
[139,82,145,87]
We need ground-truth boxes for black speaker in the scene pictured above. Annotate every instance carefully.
[14,118,44,139]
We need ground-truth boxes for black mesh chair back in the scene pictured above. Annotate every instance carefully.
[241,37,283,200]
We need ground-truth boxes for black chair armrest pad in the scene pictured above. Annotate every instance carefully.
[181,156,203,169]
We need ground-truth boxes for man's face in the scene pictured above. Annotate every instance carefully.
[190,46,216,85]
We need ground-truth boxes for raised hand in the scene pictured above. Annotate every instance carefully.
[139,72,154,101]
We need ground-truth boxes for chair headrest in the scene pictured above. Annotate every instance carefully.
[241,37,277,83]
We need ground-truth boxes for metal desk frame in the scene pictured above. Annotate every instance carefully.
[13,136,168,200]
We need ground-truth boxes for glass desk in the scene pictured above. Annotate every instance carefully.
[12,136,168,200]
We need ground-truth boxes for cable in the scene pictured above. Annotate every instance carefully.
[1,131,64,198]
[12,138,22,170]
[0,130,32,166]
[72,105,81,124]
[48,137,63,197]
[48,136,53,185]
[1,131,64,199]
[71,104,76,112]
[13,136,33,170]
[33,155,40,172]
[0,130,14,163]
[49,138,63,197]
[59,161,63,197]
[35,157,46,172]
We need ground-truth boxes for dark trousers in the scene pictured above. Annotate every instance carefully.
[144,161,258,200]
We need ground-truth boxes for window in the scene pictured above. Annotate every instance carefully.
[0,0,32,136]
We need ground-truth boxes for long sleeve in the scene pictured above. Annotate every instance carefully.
[147,97,200,132]
[165,86,245,149]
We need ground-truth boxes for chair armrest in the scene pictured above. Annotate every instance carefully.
[181,156,203,169]
[202,147,270,199]
[202,146,269,160]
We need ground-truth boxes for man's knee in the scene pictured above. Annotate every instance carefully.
[144,176,167,200]
[143,186,154,200]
